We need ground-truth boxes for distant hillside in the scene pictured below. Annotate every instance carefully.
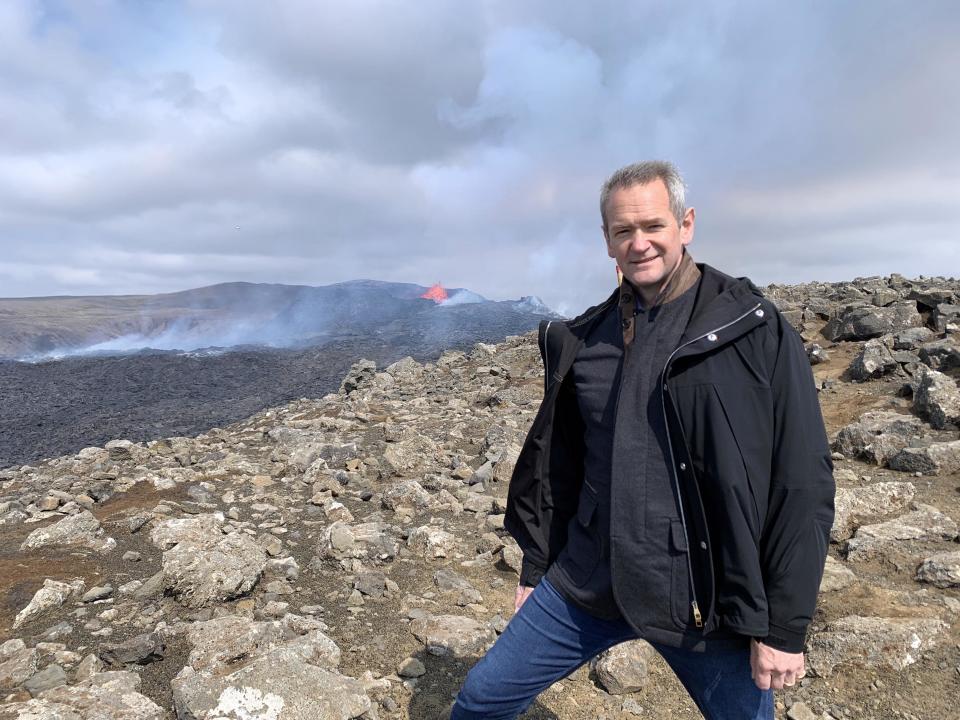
[0,280,558,359]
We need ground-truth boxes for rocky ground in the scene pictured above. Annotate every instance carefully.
[0,272,958,719]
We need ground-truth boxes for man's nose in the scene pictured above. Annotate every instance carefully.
[628,231,652,252]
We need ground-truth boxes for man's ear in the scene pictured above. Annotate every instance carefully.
[680,207,696,246]
[603,225,615,258]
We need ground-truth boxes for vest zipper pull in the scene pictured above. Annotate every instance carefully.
[692,601,703,628]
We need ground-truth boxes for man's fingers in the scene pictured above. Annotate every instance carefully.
[753,671,772,691]
[782,672,797,687]
[770,673,785,690]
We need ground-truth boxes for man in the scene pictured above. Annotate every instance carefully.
[450,161,835,720]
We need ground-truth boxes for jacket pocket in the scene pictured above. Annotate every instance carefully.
[562,487,601,587]
[669,518,692,629]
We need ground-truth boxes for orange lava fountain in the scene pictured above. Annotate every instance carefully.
[421,283,448,303]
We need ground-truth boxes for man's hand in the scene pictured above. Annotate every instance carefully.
[750,639,805,690]
[514,584,535,612]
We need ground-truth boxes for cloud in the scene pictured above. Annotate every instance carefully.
[0,0,958,313]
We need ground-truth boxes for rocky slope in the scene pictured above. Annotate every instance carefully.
[0,273,958,719]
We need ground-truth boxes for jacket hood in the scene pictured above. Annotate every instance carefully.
[681,263,766,343]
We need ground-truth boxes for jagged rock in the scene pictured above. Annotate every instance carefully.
[0,645,39,691]
[13,579,85,629]
[894,327,935,350]
[592,639,657,694]
[786,701,817,720]
[849,338,900,380]
[888,440,960,475]
[149,512,225,549]
[822,303,922,342]
[172,645,370,720]
[22,663,67,695]
[339,358,377,395]
[433,568,473,593]
[846,504,959,560]
[499,542,523,575]
[20,511,115,554]
[321,499,354,523]
[806,343,830,365]
[317,521,399,560]
[104,438,138,461]
[355,571,387,598]
[492,446,522,486]
[819,555,856,592]
[407,525,457,558]
[397,657,425,678]
[915,550,960,588]
[162,532,267,608]
[382,436,442,476]
[461,492,496,514]
[831,410,924,465]
[918,338,960,372]
[381,480,433,510]
[100,632,165,666]
[932,303,960,333]
[0,670,165,719]
[912,366,960,429]
[80,584,113,603]
[806,616,947,675]
[409,614,497,658]
[384,356,424,383]
[831,481,916,542]
[181,614,340,672]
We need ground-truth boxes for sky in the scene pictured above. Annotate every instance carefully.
[1,1,958,316]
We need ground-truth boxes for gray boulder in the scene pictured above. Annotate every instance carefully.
[822,303,921,341]
[592,640,657,695]
[832,410,924,465]
[0,670,165,719]
[162,532,267,608]
[932,302,960,333]
[849,338,899,380]
[915,550,960,588]
[912,366,960,429]
[888,440,960,475]
[807,615,947,676]
[409,614,497,658]
[831,482,915,542]
[819,555,856,592]
[172,646,370,720]
[13,578,85,629]
[846,504,959,560]
[918,338,960,372]
[20,511,115,554]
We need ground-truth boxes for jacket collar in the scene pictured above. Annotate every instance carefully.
[619,249,701,345]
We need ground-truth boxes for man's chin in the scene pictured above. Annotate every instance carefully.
[624,272,665,292]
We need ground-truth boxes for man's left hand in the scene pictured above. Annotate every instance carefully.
[750,639,805,690]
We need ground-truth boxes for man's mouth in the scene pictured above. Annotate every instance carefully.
[632,256,660,265]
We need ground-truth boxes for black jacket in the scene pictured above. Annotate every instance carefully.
[504,263,835,653]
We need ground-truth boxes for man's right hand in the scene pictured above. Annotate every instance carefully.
[514,584,535,612]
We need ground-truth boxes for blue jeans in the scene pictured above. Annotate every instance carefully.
[451,576,773,720]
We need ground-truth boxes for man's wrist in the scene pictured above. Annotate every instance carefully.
[755,623,807,654]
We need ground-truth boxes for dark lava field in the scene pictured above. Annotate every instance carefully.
[0,335,508,470]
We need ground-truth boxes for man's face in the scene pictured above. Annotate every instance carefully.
[603,180,695,294]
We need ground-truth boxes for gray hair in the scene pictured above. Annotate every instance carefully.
[600,160,687,229]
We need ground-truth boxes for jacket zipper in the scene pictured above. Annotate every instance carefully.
[659,301,763,629]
